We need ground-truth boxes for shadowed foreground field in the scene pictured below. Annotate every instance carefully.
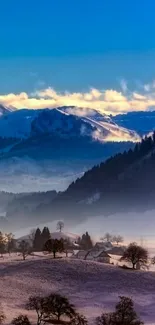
[0,258,155,324]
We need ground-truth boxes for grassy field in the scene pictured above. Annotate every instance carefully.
[0,255,154,324]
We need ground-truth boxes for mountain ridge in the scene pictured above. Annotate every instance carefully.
[4,132,155,230]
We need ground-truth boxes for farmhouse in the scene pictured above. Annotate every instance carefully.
[85,249,110,264]
[94,241,113,251]
[85,248,99,260]
[107,246,125,256]
[94,250,111,263]
[72,250,88,259]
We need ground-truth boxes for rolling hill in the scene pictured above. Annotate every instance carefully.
[0,257,153,324]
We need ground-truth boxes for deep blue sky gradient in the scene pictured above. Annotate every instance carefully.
[0,0,155,92]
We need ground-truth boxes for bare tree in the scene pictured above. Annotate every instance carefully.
[120,242,148,269]
[71,313,88,325]
[112,235,124,245]
[26,296,45,325]
[11,315,31,325]
[96,312,115,325]
[56,221,64,232]
[100,233,113,243]
[96,296,144,325]
[26,293,76,324]
[5,233,16,255]
[63,238,72,257]
[28,229,36,247]
[43,293,76,322]
[18,240,31,260]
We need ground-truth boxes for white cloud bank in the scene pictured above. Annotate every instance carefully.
[1,81,155,115]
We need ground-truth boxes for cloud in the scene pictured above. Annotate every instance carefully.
[144,80,155,92]
[1,83,155,115]
[133,93,147,100]
[120,79,128,93]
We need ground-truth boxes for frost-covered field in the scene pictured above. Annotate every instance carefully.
[0,257,155,324]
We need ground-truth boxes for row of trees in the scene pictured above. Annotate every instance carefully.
[31,221,65,252]
[1,293,143,325]
[76,232,93,250]
[32,227,51,252]
[100,233,124,245]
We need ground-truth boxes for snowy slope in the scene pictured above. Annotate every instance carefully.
[0,104,15,116]
[0,107,140,142]
[50,231,79,242]
[17,230,79,242]
[58,106,140,142]
[0,258,153,324]
[82,115,140,142]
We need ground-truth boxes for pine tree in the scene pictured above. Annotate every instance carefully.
[79,232,93,250]
[33,228,42,252]
[41,227,51,247]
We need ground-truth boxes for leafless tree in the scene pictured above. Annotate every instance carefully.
[18,240,31,260]
[26,293,76,324]
[26,296,45,325]
[71,313,88,325]
[120,242,148,269]
[100,233,113,243]
[112,235,124,245]
[11,315,31,325]
[57,221,64,232]
[28,229,36,247]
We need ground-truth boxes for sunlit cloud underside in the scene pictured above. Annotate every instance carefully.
[1,80,155,115]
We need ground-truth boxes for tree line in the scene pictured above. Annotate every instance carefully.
[0,292,144,325]
[0,225,152,270]
[68,133,155,194]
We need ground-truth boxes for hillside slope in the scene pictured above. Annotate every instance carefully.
[5,133,155,228]
[31,133,155,220]
[0,258,153,324]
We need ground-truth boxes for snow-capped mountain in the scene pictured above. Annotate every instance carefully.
[0,105,142,193]
[58,106,140,142]
[0,104,15,116]
[0,106,140,142]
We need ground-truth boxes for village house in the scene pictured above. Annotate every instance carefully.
[94,250,111,263]
[94,241,113,251]
[85,249,111,264]
[107,246,125,256]
[71,250,88,259]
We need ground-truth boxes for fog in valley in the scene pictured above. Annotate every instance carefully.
[12,209,155,252]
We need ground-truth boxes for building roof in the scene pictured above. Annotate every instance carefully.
[74,250,88,258]
[107,246,125,256]
[94,242,113,250]
[86,249,110,259]
[95,250,110,258]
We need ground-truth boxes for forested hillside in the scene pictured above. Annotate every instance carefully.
[5,133,155,227]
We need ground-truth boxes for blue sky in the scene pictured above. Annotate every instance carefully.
[0,0,155,114]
